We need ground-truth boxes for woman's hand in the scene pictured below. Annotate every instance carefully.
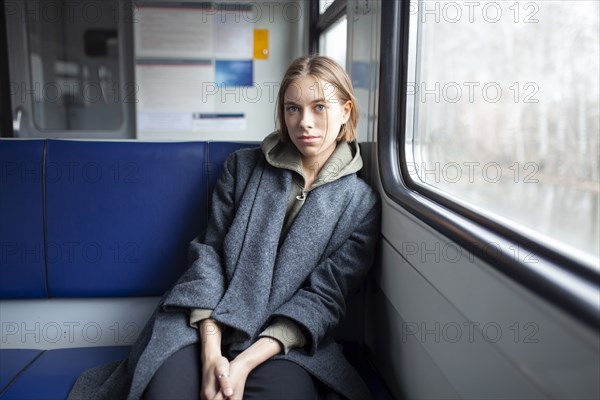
[201,355,233,400]
[212,357,250,400]
[199,318,234,400]
[216,337,283,399]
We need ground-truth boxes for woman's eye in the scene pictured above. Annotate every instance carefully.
[286,106,298,112]
[315,104,326,111]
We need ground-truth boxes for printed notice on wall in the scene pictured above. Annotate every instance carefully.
[134,7,213,59]
[135,62,214,112]
[214,12,253,59]
[134,3,254,136]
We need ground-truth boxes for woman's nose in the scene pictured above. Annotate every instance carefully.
[299,111,314,129]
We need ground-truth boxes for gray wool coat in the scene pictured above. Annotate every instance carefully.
[68,146,380,400]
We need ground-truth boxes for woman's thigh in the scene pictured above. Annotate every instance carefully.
[143,343,201,400]
[244,359,318,400]
[143,344,318,400]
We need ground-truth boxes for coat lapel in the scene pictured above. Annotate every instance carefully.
[214,161,291,336]
[221,160,289,277]
[269,175,356,306]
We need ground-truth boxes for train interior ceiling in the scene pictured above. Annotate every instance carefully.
[0,1,599,399]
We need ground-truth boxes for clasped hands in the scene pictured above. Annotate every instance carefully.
[201,355,249,400]
[199,318,283,400]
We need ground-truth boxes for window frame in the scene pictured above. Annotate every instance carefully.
[309,0,347,53]
[377,0,599,331]
[0,2,13,137]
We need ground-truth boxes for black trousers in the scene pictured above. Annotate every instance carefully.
[143,343,319,400]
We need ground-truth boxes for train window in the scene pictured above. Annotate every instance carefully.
[319,15,347,68]
[25,1,123,131]
[310,0,347,63]
[404,1,599,264]
[4,0,135,138]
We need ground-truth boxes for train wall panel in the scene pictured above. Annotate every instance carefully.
[365,281,460,400]
[370,194,599,399]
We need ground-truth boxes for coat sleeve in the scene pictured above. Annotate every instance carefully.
[161,153,239,311]
[270,193,381,355]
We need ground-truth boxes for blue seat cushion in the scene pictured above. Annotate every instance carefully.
[0,140,47,299]
[0,349,43,394]
[44,140,207,297]
[0,346,129,399]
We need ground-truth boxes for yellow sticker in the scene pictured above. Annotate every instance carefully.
[254,29,269,59]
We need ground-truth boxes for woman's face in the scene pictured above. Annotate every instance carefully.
[283,76,351,170]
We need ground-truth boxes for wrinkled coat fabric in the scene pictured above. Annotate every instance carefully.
[68,146,380,400]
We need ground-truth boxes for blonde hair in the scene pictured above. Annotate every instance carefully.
[276,55,359,142]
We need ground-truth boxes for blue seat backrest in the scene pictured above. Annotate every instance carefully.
[0,140,259,299]
[0,140,47,298]
[44,140,207,297]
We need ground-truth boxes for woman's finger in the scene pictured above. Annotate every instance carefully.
[225,383,244,400]
[217,373,233,397]
[210,374,226,400]
[211,372,231,400]
[201,369,218,400]
[213,357,232,398]
[223,359,248,400]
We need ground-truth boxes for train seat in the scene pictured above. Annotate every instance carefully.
[0,347,130,400]
[0,140,47,299]
[0,139,392,399]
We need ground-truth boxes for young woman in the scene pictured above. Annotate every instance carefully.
[68,55,380,400]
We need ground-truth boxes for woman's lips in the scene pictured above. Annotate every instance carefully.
[297,136,320,144]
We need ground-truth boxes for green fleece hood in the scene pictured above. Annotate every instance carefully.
[260,131,363,189]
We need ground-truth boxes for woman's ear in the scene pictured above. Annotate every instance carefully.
[342,100,352,123]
